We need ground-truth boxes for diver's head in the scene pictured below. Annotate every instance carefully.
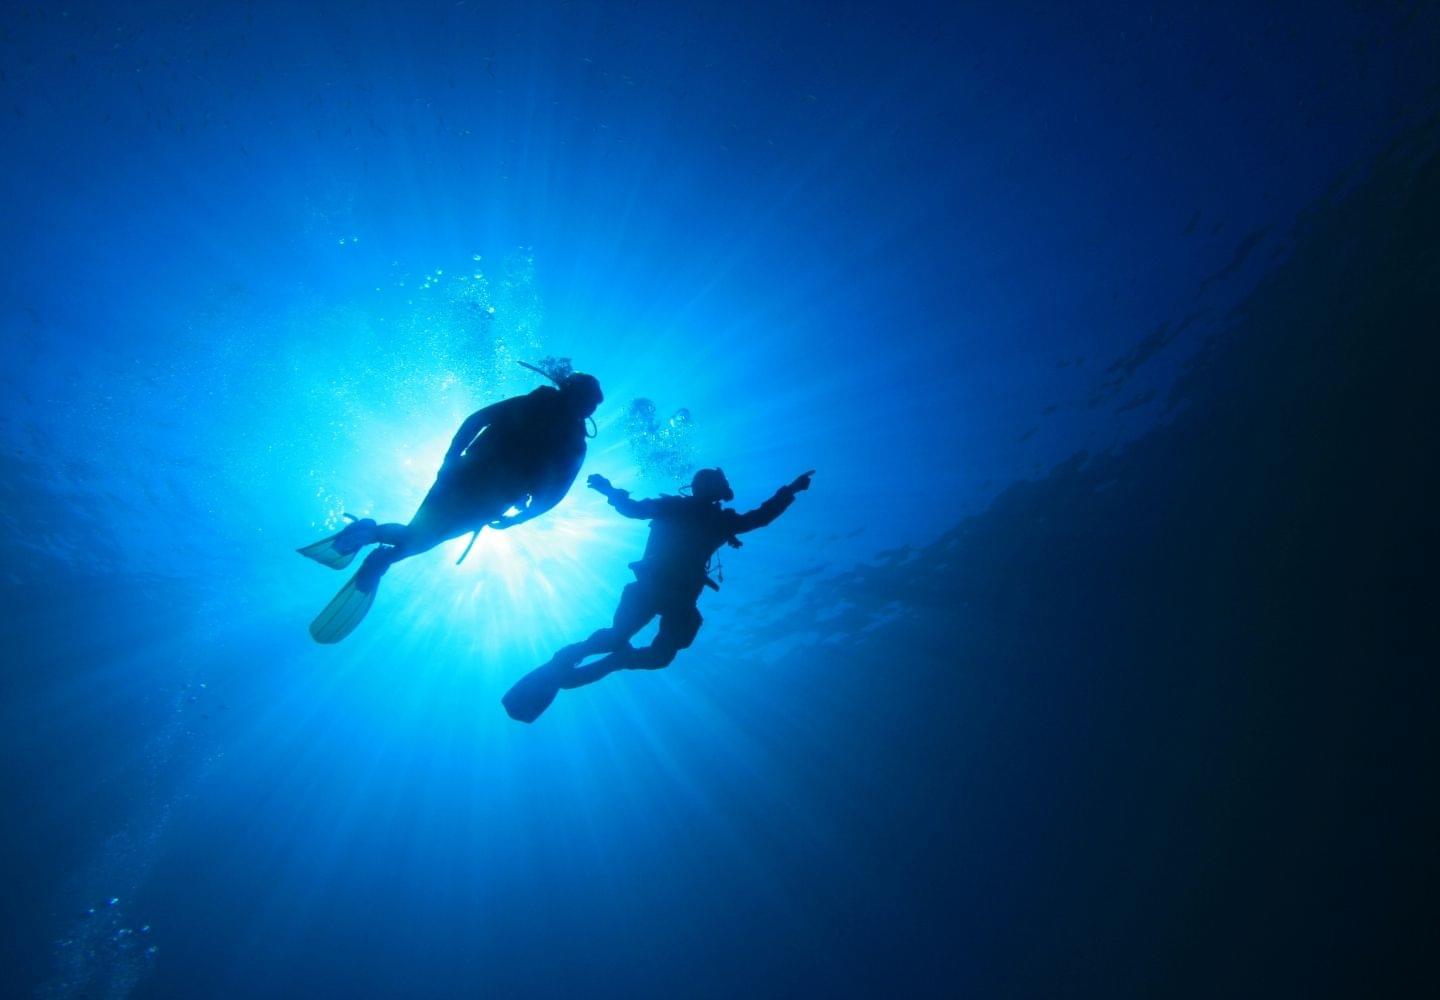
[689,467,733,503]
[559,372,603,419]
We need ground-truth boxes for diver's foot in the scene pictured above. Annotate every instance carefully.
[502,666,561,723]
[548,643,587,671]
[297,515,380,571]
[354,547,393,594]
[332,516,379,556]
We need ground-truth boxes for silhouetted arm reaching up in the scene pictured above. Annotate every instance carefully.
[588,474,666,519]
[733,470,814,533]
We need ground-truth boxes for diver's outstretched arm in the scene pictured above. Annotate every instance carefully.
[587,474,664,519]
[733,470,814,533]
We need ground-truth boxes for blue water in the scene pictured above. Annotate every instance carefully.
[3,3,1438,997]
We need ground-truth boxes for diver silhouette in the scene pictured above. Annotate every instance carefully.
[502,466,813,722]
[297,362,603,643]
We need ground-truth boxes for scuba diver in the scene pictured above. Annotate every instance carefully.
[297,362,603,644]
[502,466,814,722]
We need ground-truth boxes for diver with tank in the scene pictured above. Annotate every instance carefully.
[502,466,813,722]
[296,357,812,724]
[297,359,603,644]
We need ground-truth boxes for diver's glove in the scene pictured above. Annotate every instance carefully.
[784,470,815,496]
[587,473,621,499]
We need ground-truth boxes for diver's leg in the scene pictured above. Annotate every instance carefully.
[373,523,411,546]
[555,613,691,694]
[304,502,459,560]
[549,584,659,690]
[555,645,639,689]
[364,465,523,579]
[544,608,691,700]
[502,585,658,721]
[625,602,702,671]
[554,583,657,664]
[357,484,499,588]
[559,599,699,687]
[403,459,521,549]
[352,525,456,592]
[375,506,468,555]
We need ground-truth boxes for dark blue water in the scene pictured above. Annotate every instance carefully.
[3,3,1437,997]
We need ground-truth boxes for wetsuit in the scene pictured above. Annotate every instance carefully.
[302,375,601,646]
[360,386,587,582]
[554,485,799,686]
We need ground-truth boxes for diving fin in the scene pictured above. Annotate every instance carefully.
[297,535,361,570]
[502,661,565,723]
[297,515,377,570]
[309,570,378,644]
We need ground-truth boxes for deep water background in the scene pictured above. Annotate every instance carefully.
[2,2,1437,997]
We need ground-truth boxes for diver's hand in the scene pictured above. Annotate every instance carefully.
[587,473,615,496]
[787,470,815,494]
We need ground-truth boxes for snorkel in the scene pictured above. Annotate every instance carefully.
[518,359,567,385]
